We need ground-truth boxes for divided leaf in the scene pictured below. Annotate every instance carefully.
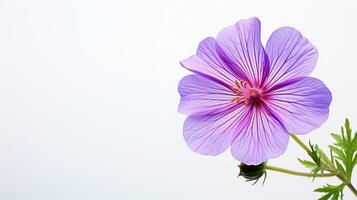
[329,119,357,181]
[297,119,357,199]
[314,184,345,200]
[297,142,326,180]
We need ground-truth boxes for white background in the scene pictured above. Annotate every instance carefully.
[0,0,356,199]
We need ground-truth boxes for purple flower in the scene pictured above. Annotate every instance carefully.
[178,17,332,165]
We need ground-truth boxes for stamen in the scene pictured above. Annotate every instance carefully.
[231,80,249,104]
[231,96,245,103]
[233,88,243,95]
[231,80,263,106]
[244,98,250,106]
[235,80,242,88]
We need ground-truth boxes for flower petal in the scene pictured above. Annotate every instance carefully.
[180,37,241,87]
[265,27,318,87]
[216,17,269,86]
[183,104,248,156]
[230,106,290,165]
[178,75,235,115]
[267,77,332,134]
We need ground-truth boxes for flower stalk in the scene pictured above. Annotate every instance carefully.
[265,165,334,177]
[290,134,310,153]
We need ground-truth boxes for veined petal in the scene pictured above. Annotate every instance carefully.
[265,27,318,87]
[183,104,248,156]
[178,75,235,115]
[180,38,240,87]
[230,106,290,165]
[267,77,332,134]
[216,17,269,87]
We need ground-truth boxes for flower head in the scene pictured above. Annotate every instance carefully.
[178,17,332,165]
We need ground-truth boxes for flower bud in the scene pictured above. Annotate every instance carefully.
[238,162,267,184]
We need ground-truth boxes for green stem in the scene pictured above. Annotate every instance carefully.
[266,165,334,177]
[290,134,357,197]
[290,134,310,153]
[338,175,357,197]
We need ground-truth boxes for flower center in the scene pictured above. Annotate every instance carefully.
[231,80,263,106]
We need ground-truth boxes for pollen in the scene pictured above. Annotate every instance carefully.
[231,80,249,104]
[231,80,263,106]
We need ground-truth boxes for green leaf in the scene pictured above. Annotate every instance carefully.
[298,159,317,170]
[314,184,345,200]
[329,149,336,168]
[334,160,346,177]
[316,146,331,167]
[329,146,346,163]
[296,119,356,198]
[328,118,357,181]
[307,141,322,167]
